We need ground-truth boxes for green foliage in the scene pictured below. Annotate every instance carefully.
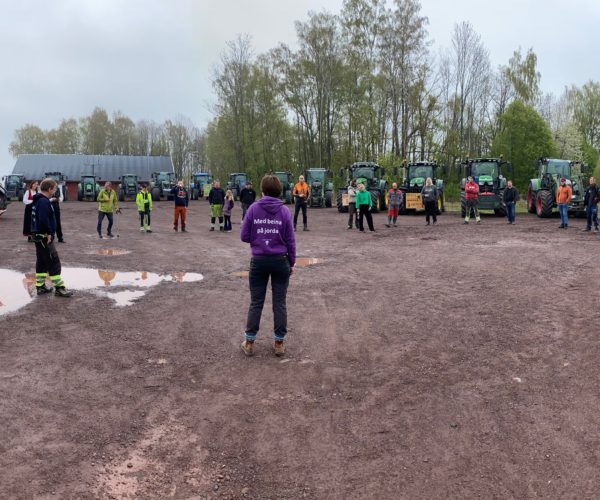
[570,81,600,149]
[492,101,557,191]
[503,48,541,105]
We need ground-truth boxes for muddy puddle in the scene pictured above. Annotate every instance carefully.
[94,248,132,256]
[0,268,203,316]
[231,257,324,278]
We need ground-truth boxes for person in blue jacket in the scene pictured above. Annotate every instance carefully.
[30,178,73,297]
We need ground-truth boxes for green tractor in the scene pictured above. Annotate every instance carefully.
[273,171,294,204]
[190,172,213,200]
[44,171,69,201]
[150,171,176,201]
[527,158,587,218]
[1,174,26,201]
[305,168,333,208]
[0,184,7,215]
[399,161,446,214]
[459,158,511,218]
[118,174,140,202]
[227,173,248,200]
[337,162,391,213]
[77,175,101,201]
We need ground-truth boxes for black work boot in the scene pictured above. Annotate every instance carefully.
[36,284,53,295]
[55,287,74,297]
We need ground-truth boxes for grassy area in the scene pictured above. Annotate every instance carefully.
[444,200,530,213]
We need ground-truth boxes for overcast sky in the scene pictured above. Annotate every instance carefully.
[2,0,599,176]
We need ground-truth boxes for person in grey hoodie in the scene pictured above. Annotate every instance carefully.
[420,177,439,225]
[240,175,296,357]
[347,179,358,229]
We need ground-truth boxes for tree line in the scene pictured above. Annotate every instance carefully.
[9,108,204,181]
[9,0,600,194]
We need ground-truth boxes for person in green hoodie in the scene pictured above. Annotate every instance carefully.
[136,183,153,233]
[356,183,375,232]
[96,182,120,238]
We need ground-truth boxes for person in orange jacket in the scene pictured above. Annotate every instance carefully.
[464,176,480,224]
[292,175,311,231]
[556,177,572,229]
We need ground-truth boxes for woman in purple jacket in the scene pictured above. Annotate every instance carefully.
[240,175,296,357]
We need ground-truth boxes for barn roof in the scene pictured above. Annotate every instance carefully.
[11,154,174,182]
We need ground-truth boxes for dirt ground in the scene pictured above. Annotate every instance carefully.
[1,199,600,499]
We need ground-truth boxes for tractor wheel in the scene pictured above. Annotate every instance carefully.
[494,207,506,217]
[461,200,466,218]
[77,190,83,202]
[118,189,125,202]
[536,190,553,218]
[325,191,332,208]
[151,187,160,201]
[370,191,380,213]
[285,191,292,204]
[337,190,348,213]
[527,187,537,214]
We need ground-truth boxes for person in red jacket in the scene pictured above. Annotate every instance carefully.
[464,175,480,224]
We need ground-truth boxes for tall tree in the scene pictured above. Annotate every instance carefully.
[9,125,46,156]
[492,100,557,189]
[81,107,111,154]
[46,118,79,154]
[569,81,600,149]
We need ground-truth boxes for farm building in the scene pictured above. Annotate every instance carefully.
[11,154,174,200]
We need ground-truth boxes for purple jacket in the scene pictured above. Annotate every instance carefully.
[223,198,234,216]
[240,196,296,266]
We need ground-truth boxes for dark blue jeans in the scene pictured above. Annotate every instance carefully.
[558,204,568,226]
[506,202,515,223]
[586,205,598,229]
[97,211,113,235]
[245,256,290,341]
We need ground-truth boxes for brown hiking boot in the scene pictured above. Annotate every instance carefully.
[274,340,285,357]
[241,340,254,356]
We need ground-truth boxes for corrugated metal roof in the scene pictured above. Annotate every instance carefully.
[11,154,174,182]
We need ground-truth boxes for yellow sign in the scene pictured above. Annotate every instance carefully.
[406,193,422,210]
[342,193,349,206]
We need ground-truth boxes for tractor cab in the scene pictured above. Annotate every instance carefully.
[190,172,213,200]
[528,158,587,217]
[399,161,445,212]
[273,171,293,203]
[305,168,333,208]
[150,172,176,201]
[227,173,248,200]
[118,174,140,201]
[459,158,511,216]
[337,162,391,213]
[78,175,101,201]
[2,174,26,200]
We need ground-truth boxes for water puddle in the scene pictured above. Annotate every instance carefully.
[231,258,324,278]
[295,258,324,267]
[95,248,131,256]
[0,268,204,316]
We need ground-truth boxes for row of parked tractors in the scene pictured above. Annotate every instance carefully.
[336,157,589,218]
[0,158,590,218]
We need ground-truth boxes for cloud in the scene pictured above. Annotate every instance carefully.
[1,0,598,175]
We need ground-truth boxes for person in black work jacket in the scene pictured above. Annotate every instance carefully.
[30,178,73,297]
[239,181,257,221]
[583,176,600,232]
[208,179,226,231]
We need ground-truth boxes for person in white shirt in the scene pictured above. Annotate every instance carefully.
[22,180,39,242]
